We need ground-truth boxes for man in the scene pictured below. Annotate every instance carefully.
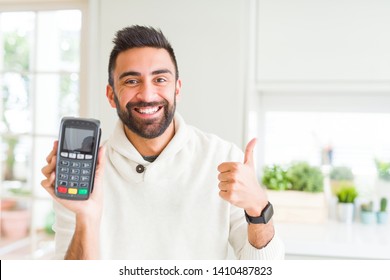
[41,25,284,260]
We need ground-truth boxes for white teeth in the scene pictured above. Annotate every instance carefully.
[137,107,159,114]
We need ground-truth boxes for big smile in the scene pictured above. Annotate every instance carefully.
[134,106,163,115]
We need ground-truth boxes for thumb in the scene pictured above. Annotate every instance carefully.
[244,138,257,167]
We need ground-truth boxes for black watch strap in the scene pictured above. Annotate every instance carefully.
[245,202,274,224]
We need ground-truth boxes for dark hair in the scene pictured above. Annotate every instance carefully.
[108,25,179,86]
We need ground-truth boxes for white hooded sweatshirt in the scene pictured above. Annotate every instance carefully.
[53,114,284,260]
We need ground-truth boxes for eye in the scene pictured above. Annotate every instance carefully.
[155,77,167,83]
[125,79,139,85]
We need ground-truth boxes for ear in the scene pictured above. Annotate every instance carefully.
[106,84,117,108]
[175,79,182,102]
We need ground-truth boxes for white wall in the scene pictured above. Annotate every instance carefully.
[87,0,250,148]
[257,0,390,83]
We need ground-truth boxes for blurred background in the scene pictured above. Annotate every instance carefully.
[0,0,389,259]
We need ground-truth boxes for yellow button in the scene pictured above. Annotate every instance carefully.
[68,188,77,194]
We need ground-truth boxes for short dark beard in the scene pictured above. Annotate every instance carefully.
[113,93,176,139]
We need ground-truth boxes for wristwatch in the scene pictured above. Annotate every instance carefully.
[244,202,274,224]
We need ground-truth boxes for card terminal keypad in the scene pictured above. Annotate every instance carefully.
[56,152,94,197]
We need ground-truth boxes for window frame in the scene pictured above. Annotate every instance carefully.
[0,0,87,259]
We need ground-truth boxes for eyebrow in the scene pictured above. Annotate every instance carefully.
[119,69,173,80]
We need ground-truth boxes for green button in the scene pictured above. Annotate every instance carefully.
[78,189,88,195]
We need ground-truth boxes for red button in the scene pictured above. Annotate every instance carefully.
[58,186,67,193]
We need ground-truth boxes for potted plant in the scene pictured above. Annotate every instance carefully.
[377,197,388,224]
[329,166,354,195]
[1,199,30,239]
[262,164,292,191]
[374,159,390,201]
[336,184,358,223]
[360,201,375,224]
[287,161,324,193]
[375,159,390,181]
[263,161,327,223]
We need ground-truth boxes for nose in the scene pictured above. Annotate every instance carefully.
[136,81,156,102]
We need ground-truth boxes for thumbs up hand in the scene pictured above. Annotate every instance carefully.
[217,138,268,217]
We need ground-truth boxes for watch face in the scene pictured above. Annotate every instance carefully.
[263,203,274,223]
[245,202,274,224]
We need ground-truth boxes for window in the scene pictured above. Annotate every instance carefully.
[0,8,82,259]
[264,111,390,189]
[255,90,390,196]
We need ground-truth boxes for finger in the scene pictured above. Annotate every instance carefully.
[41,172,56,196]
[218,181,230,191]
[219,189,234,203]
[244,138,257,167]
[41,154,57,178]
[218,171,239,183]
[89,146,105,198]
[94,146,106,182]
[217,162,240,173]
[219,190,229,201]
[97,146,105,167]
[46,140,58,164]
[218,172,229,182]
[47,172,56,187]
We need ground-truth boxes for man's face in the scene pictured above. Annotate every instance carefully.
[107,47,181,139]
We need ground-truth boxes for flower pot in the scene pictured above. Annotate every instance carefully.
[266,190,328,223]
[337,203,354,223]
[0,199,17,211]
[360,211,376,224]
[377,212,388,224]
[1,210,30,239]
